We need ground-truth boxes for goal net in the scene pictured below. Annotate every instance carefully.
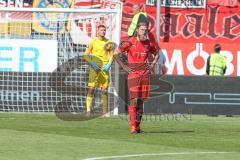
[0,8,121,115]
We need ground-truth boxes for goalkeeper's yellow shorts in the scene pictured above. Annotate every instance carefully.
[88,68,110,89]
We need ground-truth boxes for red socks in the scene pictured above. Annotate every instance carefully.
[128,106,144,133]
[128,106,137,133]
[136,107,143,131]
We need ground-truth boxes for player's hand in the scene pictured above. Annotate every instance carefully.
[89,62,99,72]
[103,63,111,72]
[104,41,116,51]
[122,65,132,73]
[161,64,168,75]
[83,54,92,62]
[148,63,155,73]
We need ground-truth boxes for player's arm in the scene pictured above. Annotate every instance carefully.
[107,50,114,65]
[84,40,93,62]
[114,52,131,73]
[103,51,114,72]
[84,40,99,71]
[103,41,117,72]
[148,42,160,72]
[151,50,160,66]
[147,33,160,65]
[103,41,116,72]
[114,41,132,73]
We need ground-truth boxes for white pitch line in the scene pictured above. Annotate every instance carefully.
[83,151,235,160]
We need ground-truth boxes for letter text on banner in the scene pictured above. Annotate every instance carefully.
[0,39,57,72]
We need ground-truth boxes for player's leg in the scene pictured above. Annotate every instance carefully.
[127,74,140,134]
[130,73,149,133]
[86,68,98,114]
[136,99,144,133]
[98,71,110,115]
[136,73,150,132]
[128,98,139,134]
[86,87,94,114]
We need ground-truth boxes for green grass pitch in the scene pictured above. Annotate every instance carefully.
[0,113,239,160]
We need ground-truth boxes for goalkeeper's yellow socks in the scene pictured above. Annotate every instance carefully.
[102,94,108,113]
[86,93,93,112]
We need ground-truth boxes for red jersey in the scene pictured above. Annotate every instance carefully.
[118,35,159,100]
[118,37,159,72]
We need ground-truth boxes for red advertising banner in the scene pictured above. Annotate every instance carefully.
[121,0,240,43]
[121,0,240,76]
[208,0,240,6]
[160,42,239,76]
[74,0,101,8]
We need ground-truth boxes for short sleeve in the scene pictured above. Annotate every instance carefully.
[85,39,95,55]
[117,40,132,54]
[87,39,95,49]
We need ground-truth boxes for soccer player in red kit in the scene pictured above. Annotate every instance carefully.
[115,22,160,134]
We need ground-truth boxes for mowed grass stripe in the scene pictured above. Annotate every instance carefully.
[0,128,208,160]
[0,113,239,160]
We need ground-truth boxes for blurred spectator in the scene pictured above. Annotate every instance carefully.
[206,44,227,76]
[128,4,148,37]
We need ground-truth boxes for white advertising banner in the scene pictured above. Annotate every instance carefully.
[146,0,206,8]
[0,39,58,72]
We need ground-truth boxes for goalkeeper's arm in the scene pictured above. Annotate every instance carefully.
[103,50,115,72]
[104,41,117,52]
[103,41,116,72]
[84,40,100,71]
[84,41,93,62]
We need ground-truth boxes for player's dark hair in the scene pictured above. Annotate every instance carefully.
[47,0,54,5]
[214,44,221,53]
[98,24,106,29]
[136,22,148,29]
[134,22,149,38]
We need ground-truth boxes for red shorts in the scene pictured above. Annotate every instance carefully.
[128,71,150,100]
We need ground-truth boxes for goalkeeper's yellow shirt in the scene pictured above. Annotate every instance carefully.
[87,38,113,66]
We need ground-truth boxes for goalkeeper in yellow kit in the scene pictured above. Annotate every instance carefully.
[84,25,115,116]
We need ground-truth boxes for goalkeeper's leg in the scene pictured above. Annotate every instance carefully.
[99,72,110,116]
[86,88,94,113]
[87,68,98,115]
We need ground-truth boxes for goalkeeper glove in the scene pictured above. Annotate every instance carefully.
[103,63,112,72]
[89,62,99,72]
[104,41,116,51]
